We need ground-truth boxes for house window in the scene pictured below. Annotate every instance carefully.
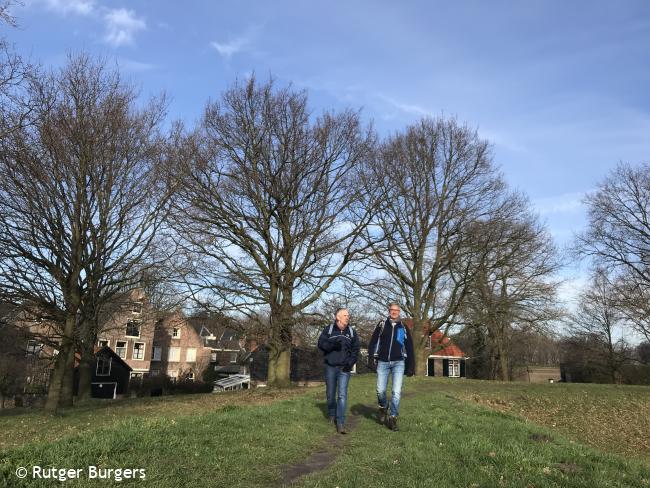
[168,347,180,362]
[186,348,196,363]
[26,340,42,355]
[150,369,160,376]
[172,327,181,339]
[188,372,195,381]
[168,370,178,382]
[132,302,142,314]
[448,359,460,377]
[211,351,217,363]
[152,345,161,361]
[132,342,145,360]
[115,341,127,359]
[96,356,111,376]
[97,339,109,348]
[230,352,238,364]
[126,320,141,338]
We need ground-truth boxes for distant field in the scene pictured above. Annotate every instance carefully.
[425,378,650,462]
[1,376,648,487]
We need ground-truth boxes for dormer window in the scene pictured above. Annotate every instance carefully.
[126,320,141,338]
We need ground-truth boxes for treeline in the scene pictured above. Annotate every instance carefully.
[0,46,648,410]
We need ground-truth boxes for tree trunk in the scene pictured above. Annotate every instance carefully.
[77,320,97,400]
[44,348,65,412]
[44,314,76,412]
[58,340,76,409]
[412,317,429,376]
[267,346,291,388]
[77,340,95,400]
[267,301,294,388]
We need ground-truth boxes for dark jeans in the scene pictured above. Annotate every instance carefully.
[324,364,351,426]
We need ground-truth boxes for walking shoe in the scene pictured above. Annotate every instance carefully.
[336,423,348,434]
[388,416,399,432]
[378,406,388,425]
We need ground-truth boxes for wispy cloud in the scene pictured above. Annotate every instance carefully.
[376,94,433,117]
[210,27,260,60]
[116,58,156,73]
[103,8,146,47]
[533,191,587,216]
[42,0,94,16]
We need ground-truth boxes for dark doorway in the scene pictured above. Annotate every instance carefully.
[427,357,435,376]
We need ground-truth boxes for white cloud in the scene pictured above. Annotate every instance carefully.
[210,37,250,59]
[103,8,146,47]
[42,0,94,15]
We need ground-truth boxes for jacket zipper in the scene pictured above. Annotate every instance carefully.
[387,322,394,360]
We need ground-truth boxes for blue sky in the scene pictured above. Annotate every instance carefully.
[6,0,650,321]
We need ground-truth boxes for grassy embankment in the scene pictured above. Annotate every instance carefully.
[0,376,648,487]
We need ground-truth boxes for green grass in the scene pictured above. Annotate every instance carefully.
[1,377,649,487]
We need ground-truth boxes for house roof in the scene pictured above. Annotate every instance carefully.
[401,319,466,358]
[186,314,242,349]
[428,330,466,358]
[96,346,133,371]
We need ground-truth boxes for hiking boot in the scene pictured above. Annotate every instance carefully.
[388,416,399,431]
[336,423,348,434]
[378,406,388,425]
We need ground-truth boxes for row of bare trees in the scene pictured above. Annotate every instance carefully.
[567,161,650,382]
[0,53,567,407]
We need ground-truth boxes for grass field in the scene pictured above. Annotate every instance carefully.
[0,376,648,487]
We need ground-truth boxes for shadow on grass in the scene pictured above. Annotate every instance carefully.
[350,403,378,422]
[315,401,329,420]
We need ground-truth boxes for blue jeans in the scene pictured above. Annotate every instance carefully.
[324,364,351,426]
[376,360,405,417]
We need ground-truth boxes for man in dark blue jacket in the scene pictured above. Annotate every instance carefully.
[367,302,415,432]
[317,308,359,434]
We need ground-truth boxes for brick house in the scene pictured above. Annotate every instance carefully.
[95,289,156,383]
[425,329,467,378]
[97,298,247,384]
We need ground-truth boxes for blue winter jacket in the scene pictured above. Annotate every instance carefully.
[368,319,415,375]
[318,323,360,372]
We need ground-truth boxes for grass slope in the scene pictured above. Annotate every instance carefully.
[0,376,648,487]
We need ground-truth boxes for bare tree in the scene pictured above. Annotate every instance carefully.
[569,269,630,383]
[170,77,376,387]
[358,117,503,375]
[577,162,650,343]
[460,193,562,380]
[0,54,170,410]
[0,2,36,139]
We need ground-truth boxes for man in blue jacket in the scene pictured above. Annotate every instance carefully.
[367,302,415,432]
[317,308,359,434]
